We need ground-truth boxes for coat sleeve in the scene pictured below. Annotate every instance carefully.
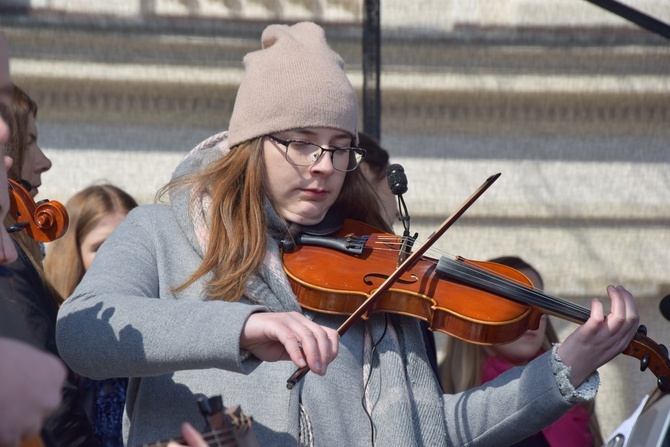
[56,205,267,380]
[443,349,597,447]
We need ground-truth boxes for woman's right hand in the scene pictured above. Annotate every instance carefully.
[0,338,66,447]
[167,423,207,447]
[240,311,339,375]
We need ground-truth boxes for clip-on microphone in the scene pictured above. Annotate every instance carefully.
[660,295,670,322]
[386,164,417,265]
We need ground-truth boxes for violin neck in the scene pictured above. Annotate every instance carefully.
[436,256,590,324]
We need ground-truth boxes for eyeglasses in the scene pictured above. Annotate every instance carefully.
[266,135,366,172]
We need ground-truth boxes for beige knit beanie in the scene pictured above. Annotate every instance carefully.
[227,22,359,148]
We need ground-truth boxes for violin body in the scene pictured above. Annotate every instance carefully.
[284,219,543,345]
[283,218,670,391]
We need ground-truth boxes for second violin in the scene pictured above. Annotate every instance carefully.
[7,178,69,242]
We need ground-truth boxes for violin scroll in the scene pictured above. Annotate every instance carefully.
[626,329,670,392]
[7,179,69,242]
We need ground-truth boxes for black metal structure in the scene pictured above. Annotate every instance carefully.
[359,0,669,143]
[585,0,670,40]
[361,0,381,142]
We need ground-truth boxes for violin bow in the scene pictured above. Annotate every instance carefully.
[286,172,502,389]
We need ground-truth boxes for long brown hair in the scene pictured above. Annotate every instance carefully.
[159,135,392,302]
[4,83,36,181]
[438,256,603,446]
[44,184,138,301]
[1,83,63,303]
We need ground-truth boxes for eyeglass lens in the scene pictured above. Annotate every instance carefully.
[286,141,361,171]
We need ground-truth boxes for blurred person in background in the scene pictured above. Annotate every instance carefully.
[0,80,99,446]
[45,183,138,447]
[0,31,68,447]
[439,256,604,447]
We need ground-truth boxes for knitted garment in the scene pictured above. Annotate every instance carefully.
[227,22,359,148]
[82,377,127,447]
[483,349,595,447]
[177,131,446,446]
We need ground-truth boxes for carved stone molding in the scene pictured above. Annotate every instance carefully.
[383,88,670,137]
[13,71,669,140]
[14,76,239,129]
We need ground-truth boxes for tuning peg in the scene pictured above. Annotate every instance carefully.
[637,325,647,336]
[658,375,669,392]
[197,396,212,417]
[660,344,668,356]
[198,395,224,417]
[197,395,225,430]
[7,222,29,233]
[209,395,223,413]
[640,354,650,371]
[17,178,32,190]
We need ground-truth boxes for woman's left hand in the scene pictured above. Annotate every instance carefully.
[556,285,640,387]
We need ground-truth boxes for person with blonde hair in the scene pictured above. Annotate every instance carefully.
[439,256,604,447]
[45,183,138,299]
[56,22,639,447]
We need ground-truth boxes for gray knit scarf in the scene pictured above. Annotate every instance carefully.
[172,131,447,446]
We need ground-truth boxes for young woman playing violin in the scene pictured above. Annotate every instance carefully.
[56,22,641,447]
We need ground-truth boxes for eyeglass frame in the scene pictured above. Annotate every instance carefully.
[265,134,367,172]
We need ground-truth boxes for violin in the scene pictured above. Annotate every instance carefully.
[283,174,670,391]
[7,179,69,242]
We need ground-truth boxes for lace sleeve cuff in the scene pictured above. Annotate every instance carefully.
[551,343,600,403]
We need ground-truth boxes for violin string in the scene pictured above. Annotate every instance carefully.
[438,255,591,322]
[200,427,238,447]
[362,234,589,319]
[353,232,589,320]
[362,234,418,252]
[446,256,587,316]
[396,240,590,318]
